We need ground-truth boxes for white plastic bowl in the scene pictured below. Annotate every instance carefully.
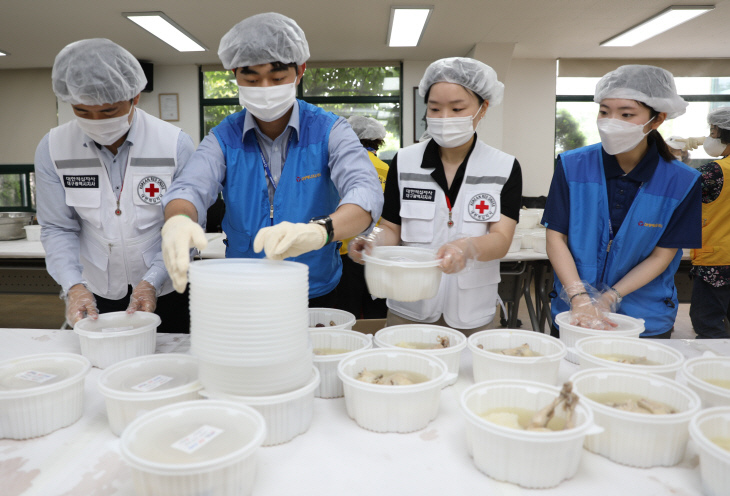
[373,325,466,386]
[532,232,547,254]
[517,211,540,230]
[363,246,442,302]
[97,354,203,436]
[74,311,160,368]
[575,336,685,379]
[0,353,91,439]
[23,225,41,241]
[682,357,730,408]
[468,330,566,385]
[570,369,701,468]
[689,407,730,496]
[200,367,320,446]
[308,308,356,330]
[337,349,450,433]
[460,380,599,489]
[555,311,644,364]
[508,234,523,253]
[120,400,266,496]
[310,329,373,398]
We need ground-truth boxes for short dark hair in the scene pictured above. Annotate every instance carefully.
[638,102,676,163]
[719,127,730,145]
[360,139,385,151]
[424,87,484,106]
[237,61,298,75]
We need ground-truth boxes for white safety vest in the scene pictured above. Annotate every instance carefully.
[48,109,180,299]
[390,139,515,328]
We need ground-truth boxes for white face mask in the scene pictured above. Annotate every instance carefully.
[703,136,727,157]
[76,106,134,146]
[597,116,655,155]
[238,83,296,122]
[426,104,484,148]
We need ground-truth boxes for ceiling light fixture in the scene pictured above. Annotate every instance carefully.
[0,50,8,56]
[123,12,207,52]
[600,5,714,47]
[387,6,434,47]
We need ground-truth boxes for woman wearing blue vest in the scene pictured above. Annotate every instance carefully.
[350,58,523,334]
[543,65,702,338]
[159,13,383,306]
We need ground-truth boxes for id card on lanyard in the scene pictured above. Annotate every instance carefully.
[256,132,294,192]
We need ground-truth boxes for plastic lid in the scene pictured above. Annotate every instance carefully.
[189,258,309,280]
[0,353,90,397]
[98,354,200,400]
[74,311,161,337]
[121,400,266,472]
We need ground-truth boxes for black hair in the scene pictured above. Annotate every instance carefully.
[359,139,384,151]
[636,101,676,163]
[237,61,298,75]
[718,127,730,145]
[424,87,484,106]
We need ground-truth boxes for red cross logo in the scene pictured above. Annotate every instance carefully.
[475,200,489,214]
[145,183,160,197]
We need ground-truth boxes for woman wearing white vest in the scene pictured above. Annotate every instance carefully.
[35,39,196,331]
[349,58,523,333]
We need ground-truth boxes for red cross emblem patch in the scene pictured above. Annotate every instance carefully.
[137,176,168,205]
[468,193,497,221]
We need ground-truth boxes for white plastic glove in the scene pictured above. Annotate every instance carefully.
[126,280,157,314]
[436,237,479,274]
[64,283,98,326]
[253,221,327,260]
[675,137,705,151]
[348,226,385,265]
[161,215,208,293]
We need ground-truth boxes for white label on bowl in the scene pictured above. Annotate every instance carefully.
[101,326,135,333]
[131,375,174,392]
[389,256,417,263]
[171,425,224,454]
[15,370,56,383]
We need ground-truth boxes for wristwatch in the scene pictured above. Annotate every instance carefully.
[309,215,334,244]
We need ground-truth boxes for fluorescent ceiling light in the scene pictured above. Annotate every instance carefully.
[601,5,713,47]
[123,12,207,52]
[388,7,433,47]
[0,50,8,56]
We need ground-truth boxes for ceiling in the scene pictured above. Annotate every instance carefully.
[1,0,729,69]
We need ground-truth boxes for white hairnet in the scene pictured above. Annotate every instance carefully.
[52,39,147,106]
[347,116,386,141]
[708,106,730,130]
[418,57,504,106]
[665,136,685,150]
[593,65,687,119]
[218,12,310,70]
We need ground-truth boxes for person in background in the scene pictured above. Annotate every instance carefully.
[689,107,730,338]
[665,136,693,165]
[160,13,383,307]
[35,39,195,331]
[543,65,702,339]
[349,57,523,335]
[336,116,389,318]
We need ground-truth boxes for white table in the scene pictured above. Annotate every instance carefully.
[2,329,728,496]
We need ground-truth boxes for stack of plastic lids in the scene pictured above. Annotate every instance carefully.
[189,259,312,396]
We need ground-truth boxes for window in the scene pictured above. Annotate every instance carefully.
[0,165,35,212]
[555,77,730,167]
[199,64,402,161]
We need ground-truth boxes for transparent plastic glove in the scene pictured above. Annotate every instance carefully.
[253,221,327,261]
[675,136,705,151]
[161,215,208,293]
[560,281,617,330]
[596,286,621,314]
[64,283,98,326]
[436,237,479,274]
[126,280,157,314]
[348,226,385,265]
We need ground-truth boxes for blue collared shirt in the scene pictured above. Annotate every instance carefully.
[35,111,196,294]
[163,100,383,229]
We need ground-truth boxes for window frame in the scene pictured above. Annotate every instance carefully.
[0,164,35,212]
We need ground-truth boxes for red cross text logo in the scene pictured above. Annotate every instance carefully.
[145,183,160,197]
[468,193,497,221]
[138,176,168,205]
[475,201,489,214]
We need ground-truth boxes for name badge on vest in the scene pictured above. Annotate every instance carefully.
[137,176,168,205]
[63,175,99,188]
[467,193,499,221]
[403,187,435,202]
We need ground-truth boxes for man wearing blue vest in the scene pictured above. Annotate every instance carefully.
[161,13,383,306]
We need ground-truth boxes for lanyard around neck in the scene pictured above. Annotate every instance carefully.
[445,195,454,228]
[256,132,294,192]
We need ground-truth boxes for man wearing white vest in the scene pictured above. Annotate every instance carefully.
[35,39,196,332]
[349,58,523,334]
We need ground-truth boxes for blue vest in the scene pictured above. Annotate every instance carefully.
[551,144,700,336]
[212,100,342,298]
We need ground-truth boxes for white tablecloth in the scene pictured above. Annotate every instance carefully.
[1,329,728,496]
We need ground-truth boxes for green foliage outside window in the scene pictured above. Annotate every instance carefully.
[555,108,586,155]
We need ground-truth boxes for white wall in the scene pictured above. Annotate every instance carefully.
[58,64,201,146]
[0,69,57,164]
